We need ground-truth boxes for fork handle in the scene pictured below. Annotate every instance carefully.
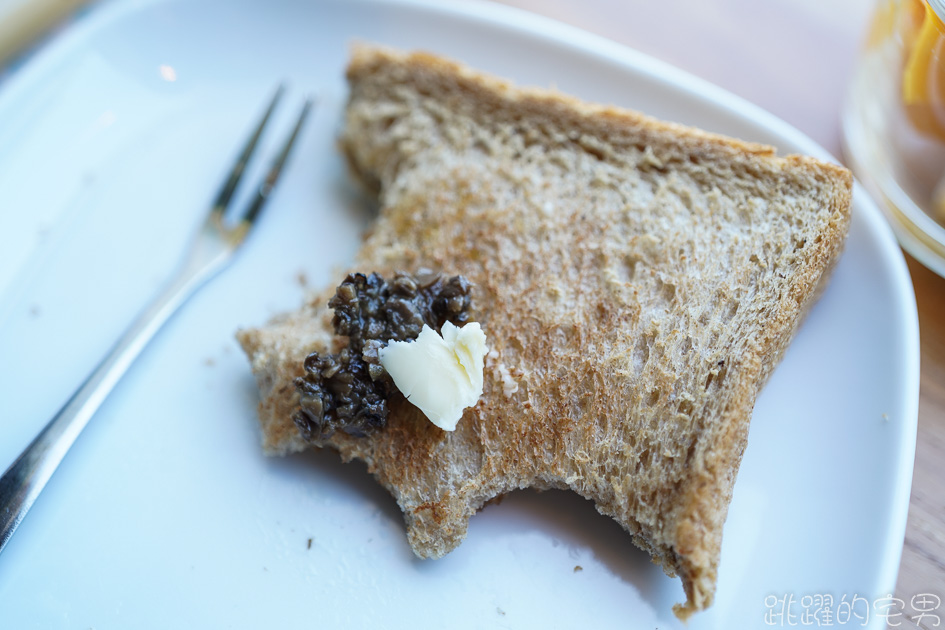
[0,248,226,555]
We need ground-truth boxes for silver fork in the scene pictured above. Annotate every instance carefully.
[0,85,313,555]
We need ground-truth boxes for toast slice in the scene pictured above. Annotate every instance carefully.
[237,44,852,617]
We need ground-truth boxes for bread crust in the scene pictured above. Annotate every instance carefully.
[237,44,852,618]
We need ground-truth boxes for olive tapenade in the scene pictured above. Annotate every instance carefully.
[294,270,472,440]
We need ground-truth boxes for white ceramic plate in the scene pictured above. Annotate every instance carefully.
[0,0,919,628]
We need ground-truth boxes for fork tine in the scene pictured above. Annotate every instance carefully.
[238,96,315,226]
[211,83,286,219]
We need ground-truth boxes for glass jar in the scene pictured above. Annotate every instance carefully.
[842,0,945,276]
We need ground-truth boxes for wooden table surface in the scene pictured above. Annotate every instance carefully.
[498,0,945,603]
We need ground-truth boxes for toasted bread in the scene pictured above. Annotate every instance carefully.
[237,44,852,617]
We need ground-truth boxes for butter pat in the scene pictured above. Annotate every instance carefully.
[379,321,487,431]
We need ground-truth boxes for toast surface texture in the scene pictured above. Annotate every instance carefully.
[237,44,852,617]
